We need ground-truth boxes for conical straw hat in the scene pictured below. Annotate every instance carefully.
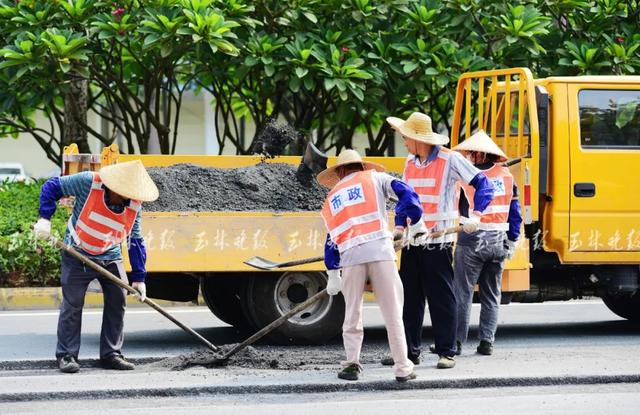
[99,160,159,202]
[386,112,449,145]
[452,130,508,162]
[316,149,385,188]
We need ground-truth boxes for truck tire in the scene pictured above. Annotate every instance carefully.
[602,293,640,322]
[201,274,253,332]
[243,271,345,345]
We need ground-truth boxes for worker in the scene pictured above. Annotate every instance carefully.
[383,112,494,369]
[318,149,426,382]
[33,160,159,374]
[452,130,522,355]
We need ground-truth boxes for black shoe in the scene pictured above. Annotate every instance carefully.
[381,356,394,366]
[429,341,462,356]
[338,364,361,381]
[396,371,417,382]
[477,340,493,355]
[58,355,79,374]
[100,354,135,370]
[381,355,419,366]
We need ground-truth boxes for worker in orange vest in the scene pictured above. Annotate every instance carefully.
[318,149,426,382]
[383,112,494,369]
[452,130,522,356]
[34,160,158,374]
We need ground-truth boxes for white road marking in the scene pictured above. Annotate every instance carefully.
[0,301,604,317]
[0,308,211,318]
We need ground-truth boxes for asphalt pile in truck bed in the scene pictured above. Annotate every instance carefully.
[145,162,329,212]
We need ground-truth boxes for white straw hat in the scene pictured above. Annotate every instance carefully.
[386,112,449,145]
[316,149,385,188]
[99,160,159,202]
[452,130,508,162]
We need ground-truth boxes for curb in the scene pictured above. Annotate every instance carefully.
[1,374,639,402]
[0,288,202,310]
[0,288,375,310]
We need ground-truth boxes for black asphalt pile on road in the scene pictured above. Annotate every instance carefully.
[146,162,328,212]
[146,344,347,371]
[144,342,409,372]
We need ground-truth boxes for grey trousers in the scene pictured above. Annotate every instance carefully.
[56,250,127,360]
[454,243,506,344]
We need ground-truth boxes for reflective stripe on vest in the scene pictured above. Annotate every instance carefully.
[68,172,141,255]
[403,149,457,229]
[321,170,389,253]
[460,163,513,232]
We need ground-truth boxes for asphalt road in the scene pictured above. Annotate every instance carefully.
[0,299,635,361]
[2,300,640,414]
[3,383,640,415]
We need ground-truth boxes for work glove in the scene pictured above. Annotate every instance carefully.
[132,281,147,302]
[392,226,408,247]
[326,269,342,296]
[503,239,517,260]
[407,219,429,246]
[33,218,52,240]
[462,211,481,234]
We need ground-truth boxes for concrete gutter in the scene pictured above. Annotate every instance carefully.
[1,362,639,402]
[0,287,202,310]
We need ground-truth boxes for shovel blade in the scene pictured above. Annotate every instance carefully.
[302,142,328,174]
[244,256,280,270]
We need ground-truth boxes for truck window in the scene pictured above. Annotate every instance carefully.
[579,89,640,148]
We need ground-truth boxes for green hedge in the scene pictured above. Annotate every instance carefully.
[0,180,68,287]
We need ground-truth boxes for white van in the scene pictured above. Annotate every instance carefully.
[0,163,28,182]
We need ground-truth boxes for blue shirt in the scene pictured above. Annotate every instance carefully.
[39,172,147,282]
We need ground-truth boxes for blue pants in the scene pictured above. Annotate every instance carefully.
[56,250,127,360]
[454,242,505,344]
[399,243,457,358]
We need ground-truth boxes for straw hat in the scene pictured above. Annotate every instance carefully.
[452,130,508,162]
[99,160,159,202]
[316,149,385,188]
[386,112,449,145]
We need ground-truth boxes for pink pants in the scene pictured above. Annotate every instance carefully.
[340,260,414,377]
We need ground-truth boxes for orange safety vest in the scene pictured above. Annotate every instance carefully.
[321,170,389,252]
[459,163,513,231]
[68,173,141,255]
[403,148,458,230]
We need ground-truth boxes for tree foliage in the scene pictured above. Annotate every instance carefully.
[1,0,639,160]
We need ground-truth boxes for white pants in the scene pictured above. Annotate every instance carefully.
[341,260,414,377]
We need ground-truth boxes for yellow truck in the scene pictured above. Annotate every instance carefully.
[63,66,640,344]
[451,67,640,320]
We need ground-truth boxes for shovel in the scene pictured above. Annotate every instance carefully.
[213,289,329,365]
[227,224,463,364]
[295,141,328,185]
[244,225,463,270]
[39,233,220,353]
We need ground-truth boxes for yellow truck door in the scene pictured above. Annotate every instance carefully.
[568,83,640,254]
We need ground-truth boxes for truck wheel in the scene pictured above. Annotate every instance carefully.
[602,293,640,322]
[243,271,345,345]
[201,274,252,332]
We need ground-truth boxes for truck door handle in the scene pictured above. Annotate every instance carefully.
[574,183,595,197]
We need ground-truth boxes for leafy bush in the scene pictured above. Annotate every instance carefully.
[0,180,68,287]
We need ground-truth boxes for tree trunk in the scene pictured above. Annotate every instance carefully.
[62,76,90,153]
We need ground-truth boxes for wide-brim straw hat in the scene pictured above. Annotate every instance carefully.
[99,160,159,202]
[316,149,385,188]
[386,112,449,145]
[452,130,508,162]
